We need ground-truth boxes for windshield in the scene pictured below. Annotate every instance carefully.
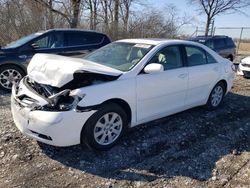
[84,42,154,71]
[3,32,44,49]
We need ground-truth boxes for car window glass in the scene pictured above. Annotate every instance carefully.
[205,39,214,49]
[84,42,154,71]
[206,52,217,64]
[148,46,183,70]
[185,46,207,66]
[65,32,103,47]
[225,38,235,47]
[214,39,225,49]
[34,33,63,49]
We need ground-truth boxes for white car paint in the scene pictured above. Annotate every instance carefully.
[11,39,235,147]
[28,53,122,87]
[237,56,250,77]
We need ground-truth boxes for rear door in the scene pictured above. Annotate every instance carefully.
[61,31,106,58]
[184,45,221,107]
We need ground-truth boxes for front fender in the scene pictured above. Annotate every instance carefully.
[75,78,137,124]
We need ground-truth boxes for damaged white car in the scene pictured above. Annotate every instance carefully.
[237,56,250,78]
[11,39,235,150]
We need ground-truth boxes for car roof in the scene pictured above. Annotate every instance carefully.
[117,38,202,46]
[191,35,231,40]
[117,38,172,45]
[43,28,107,35]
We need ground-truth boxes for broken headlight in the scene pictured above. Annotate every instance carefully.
[39,90,85,111]
[241,63,250,68]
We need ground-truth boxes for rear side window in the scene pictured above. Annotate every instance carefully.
[205,39,214,49]
[185,46,207,66]
[214,39,226,49]
[225,38,235,47]
[65,32,104,47]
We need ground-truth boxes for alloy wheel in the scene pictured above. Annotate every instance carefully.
[211,85,223,107]
[93,112,123,146]
[0,69,22,90]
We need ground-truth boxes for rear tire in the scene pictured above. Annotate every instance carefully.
[206,82,225,110]
[227,55,233,62]
[0,65,25,92]
[81,103,128,151]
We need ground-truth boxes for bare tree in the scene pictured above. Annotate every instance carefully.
[190,0,250,36]
[128,5,191,39]
[119,0,132,36]
[84,0,99,30]
[113,0,119,39]
[71,0,81,28]
[100,0,109,33]
[34,0,81,28]
[0,0,192,45]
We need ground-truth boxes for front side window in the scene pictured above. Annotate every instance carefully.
[84,42,154,71]
[34,33,63,49]
[3,32,44,49]
[148,46,183,70]
[206,52,217,64]
[185,46,207,66]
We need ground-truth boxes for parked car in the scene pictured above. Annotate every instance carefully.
[11,39,235,150]
[190,35,236,61]
[0,29,111,91]
[237,56,250,78]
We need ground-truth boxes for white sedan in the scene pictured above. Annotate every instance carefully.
[11,39,235,150]
[237,56,250,78]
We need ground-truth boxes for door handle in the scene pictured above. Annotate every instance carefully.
[18,55,27,59]
[178,73,188,79]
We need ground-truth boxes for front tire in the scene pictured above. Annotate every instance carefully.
[81,103,128,151]
[0,65,25,92]
[206,82,225,110]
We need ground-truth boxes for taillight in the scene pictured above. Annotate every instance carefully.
[231,64,236,72]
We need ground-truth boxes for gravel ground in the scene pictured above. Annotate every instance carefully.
[0,75,250,188]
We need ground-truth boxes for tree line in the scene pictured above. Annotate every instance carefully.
[0,0,249,46]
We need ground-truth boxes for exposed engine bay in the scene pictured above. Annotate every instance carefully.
[15,71,120,112]
[13,53,122,112]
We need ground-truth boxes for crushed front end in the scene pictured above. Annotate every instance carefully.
[11,76,96,147]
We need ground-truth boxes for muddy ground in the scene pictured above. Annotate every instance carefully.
[0,75,250,188]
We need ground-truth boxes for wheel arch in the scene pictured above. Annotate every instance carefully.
[102,98,132,124]
[0,62,27,75]
[80,98,132,149]
[218,79,228,93]
[206,79,228,102]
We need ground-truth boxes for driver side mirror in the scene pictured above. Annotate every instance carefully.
[144,63,164,74]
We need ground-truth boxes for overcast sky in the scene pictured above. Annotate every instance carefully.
[146,0,250,38]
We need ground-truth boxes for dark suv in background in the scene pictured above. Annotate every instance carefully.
[190,35,236,62]
[0,29,111,91]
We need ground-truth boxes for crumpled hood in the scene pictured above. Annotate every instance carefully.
[27,53,122,87]
[241,56,250,64]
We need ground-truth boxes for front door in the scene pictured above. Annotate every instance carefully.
[136,45,188,123]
